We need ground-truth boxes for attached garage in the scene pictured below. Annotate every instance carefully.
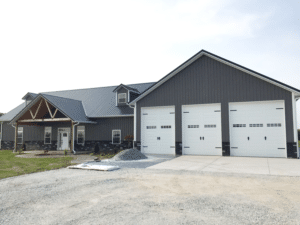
[229,101,287,158]
[132,50,300,158]
[182,103,222,155]
[141,106,175,155]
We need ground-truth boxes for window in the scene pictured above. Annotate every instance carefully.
[146,126,156,129]
[204,125,216,128]
[233,124,246,128]
[188,125,199,128]
[44,127,52,144]
[118,93,126,103]
[77,126,85,145]
[267,123,281,127]
[249,124,263,127]
[112,130,121,144]
[17,127,23,144]
[161,125,171,129]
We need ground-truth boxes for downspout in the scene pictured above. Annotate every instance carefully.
[128,104,136,149]
[73,122,80,154]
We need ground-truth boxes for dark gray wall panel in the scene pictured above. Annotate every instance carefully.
[2,122,15,141]
[136,55,294,142]
[85,117,133,141]
[1,118,133,143]
[22,122,71,142]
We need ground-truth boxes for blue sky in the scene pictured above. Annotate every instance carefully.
[0,0,299,127]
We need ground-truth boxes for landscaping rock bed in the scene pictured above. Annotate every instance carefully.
[112,149,147,161]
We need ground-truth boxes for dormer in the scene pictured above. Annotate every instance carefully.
[113,84,140,106]
[22,92,38,106]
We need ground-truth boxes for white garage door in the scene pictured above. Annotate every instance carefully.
[229,101,286,158]
[182,104,222,155]
[141,106,175,155]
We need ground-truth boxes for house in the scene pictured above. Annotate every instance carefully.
[0,83,155,152]
[0,50,299,158]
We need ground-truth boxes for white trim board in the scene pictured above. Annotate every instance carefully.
[130,51,300,105]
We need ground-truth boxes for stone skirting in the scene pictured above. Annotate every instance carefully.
[0,141,14,150]
[75,140,133,153]
[0,140,133,152]
[222,142,230,156]
[287,142,297,158]
[175,142,182,155]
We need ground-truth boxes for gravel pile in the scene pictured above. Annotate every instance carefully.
[112,148,147,161]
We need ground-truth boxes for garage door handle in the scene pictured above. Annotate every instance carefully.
[265,136,267,140]
[247,137,250,140]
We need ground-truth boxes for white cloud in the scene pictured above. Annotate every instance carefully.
[0,0,298,130]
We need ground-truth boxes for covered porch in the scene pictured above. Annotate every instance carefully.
[10,94,95,152]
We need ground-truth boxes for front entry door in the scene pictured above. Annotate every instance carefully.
[61,132,69,150]
[57,128,70,150]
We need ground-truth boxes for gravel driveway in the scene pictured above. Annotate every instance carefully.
[1,167,300,225]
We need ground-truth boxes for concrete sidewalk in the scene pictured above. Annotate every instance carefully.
[148,156,300,176]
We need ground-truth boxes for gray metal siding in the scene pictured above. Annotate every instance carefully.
[1,118,133,143]
[136,55,294,142]
[85,117,133,141]
[2,122,15,141]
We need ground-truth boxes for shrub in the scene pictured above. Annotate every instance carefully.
[21,143,26,151]
[64,149,68,156]
[94,143,100,154]
[124,135,134,148]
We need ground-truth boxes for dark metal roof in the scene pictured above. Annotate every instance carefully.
[0,102,26,122]
[43,82,154,118]
[3,82,154,122]
[41,94,93,123]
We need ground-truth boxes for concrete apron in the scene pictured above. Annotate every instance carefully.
[147,156,300,177]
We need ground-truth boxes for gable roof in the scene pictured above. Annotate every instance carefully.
[41,94,92,123]
[2,82,155,122]
[113,84,140,93]
[129,50,300,105]
[10,94,95,124]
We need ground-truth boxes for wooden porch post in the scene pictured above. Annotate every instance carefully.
[14,122,18,153]
[70,122,74,152]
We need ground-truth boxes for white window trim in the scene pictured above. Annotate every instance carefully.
[17,127,23,144]
[77,126,85,146]
[118,93,126,103]
[112,129,121,144]
[44,127,52,144]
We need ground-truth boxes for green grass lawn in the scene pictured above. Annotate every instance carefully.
[0,150,73,179]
